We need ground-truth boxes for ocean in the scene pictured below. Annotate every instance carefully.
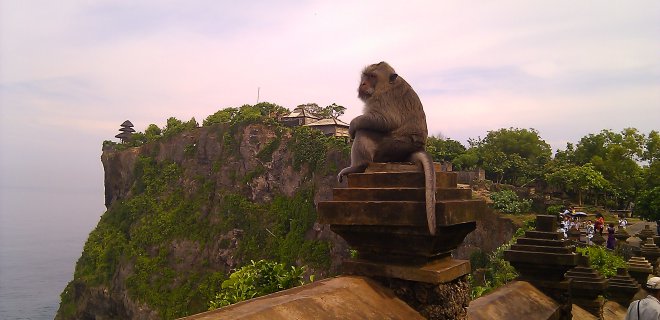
[0,187,104,320]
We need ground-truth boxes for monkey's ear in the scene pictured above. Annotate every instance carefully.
[389,73,398,83]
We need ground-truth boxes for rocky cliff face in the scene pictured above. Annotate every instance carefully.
[58,121,518,319]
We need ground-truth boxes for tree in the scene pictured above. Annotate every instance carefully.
[636,187,660,221]
[425,136,466,162]
[162,117,185,138]
[571,128,646,208]
[546,163,609,205]
[470,128,551,185]
[323,103,346,119]
[203,108,239,126]
[145,124,162,141]
[644,130,660,164]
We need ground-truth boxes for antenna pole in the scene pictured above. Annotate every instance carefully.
[257,87,260,104]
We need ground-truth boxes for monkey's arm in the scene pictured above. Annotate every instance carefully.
[349,113,397,138]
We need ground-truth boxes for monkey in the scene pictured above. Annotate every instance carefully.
[337,62,437,235]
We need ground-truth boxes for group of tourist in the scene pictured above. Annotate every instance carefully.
[557,211,621,250]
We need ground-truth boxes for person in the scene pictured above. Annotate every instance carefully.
[596,215,605,235]
[625,276,660,319]
[585,220,595,245]
[620,216,629,229]
[606,223,616,250]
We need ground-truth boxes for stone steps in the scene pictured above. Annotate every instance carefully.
[332,187,472,201]
[318,199,484,227]
[347,171,457,189]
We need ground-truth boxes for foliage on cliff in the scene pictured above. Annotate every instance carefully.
[58,103,349,319]
[207,259,307,310]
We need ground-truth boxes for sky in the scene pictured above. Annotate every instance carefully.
[1,0,659,193]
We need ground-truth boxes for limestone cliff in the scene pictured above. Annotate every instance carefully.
[57,119,519,319]
[57,122,351,319]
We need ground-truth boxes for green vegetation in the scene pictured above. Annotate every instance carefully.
[419,127,659,215]
[575,246,626,278]
[66,103,353,319]
[490,190,532,215]
[469,220,534,299]
[208,260,307,310]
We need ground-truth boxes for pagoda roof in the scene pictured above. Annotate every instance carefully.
[115,132,132,139]
[121,120,134,127]
[305,117,349,127]
[282,106,320,119]
[119,127,136,132]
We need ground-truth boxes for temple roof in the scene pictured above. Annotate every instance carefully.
[305,117,349,127]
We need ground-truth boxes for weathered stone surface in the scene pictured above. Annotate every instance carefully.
[602,300,628,320]
[641,237,660,272]
[383,275,470,320]
[318,199,484,226]
[467,281,561,320]
[637,224,656,241]
[504,215,578,282]
[318,163,480,263]
[343,257,470,284]
[332,187,472,201]
[614,226,630,242]
[607,267,640,306]
[346,171,457,189]
[181,276,425,320]
[628,256,653,285]
[571,304,598,320]
[565,255,607,316]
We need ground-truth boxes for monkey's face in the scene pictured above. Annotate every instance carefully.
[358,73,377,101]
[358,62,399,102]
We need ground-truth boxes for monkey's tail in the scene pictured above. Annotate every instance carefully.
[410,151,436,235]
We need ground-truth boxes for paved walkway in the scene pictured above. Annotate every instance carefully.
[626,220,656,235]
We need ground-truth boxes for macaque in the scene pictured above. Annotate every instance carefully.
[338,62,437,235]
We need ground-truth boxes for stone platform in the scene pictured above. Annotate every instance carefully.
[318,163,481,266]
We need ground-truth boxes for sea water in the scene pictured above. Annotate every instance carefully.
[0,187,103,319]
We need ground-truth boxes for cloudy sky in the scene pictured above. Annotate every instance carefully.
[1,0,659,193]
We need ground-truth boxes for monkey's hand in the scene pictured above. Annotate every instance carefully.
[348,119,357,139]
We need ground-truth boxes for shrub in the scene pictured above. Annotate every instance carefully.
[490,190,532,214]
[208,260,306,310]
[575,246,626,278]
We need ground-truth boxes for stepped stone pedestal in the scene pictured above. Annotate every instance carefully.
[627,256,653,287]
[503,215,579,320]
[640,237,660,274]
[637,224,656,242]
[592,232,606,246]
[607,267,641,306]
[614,226,630,244]
[564,255,608,317]
[318,163,481,320]
[568,228,581,243]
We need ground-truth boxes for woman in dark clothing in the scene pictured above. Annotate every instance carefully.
[606,223,616,249]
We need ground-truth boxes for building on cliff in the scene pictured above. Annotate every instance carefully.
[281,105,349,138]
[114,120,135,143]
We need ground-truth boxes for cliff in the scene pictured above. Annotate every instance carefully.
[57,121,352,319]
[57,116,519,319]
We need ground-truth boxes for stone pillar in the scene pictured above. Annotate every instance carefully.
[564,255,608,317]
[614,226,630,246]
[318,163,481,320]
[503,215,578,320]
[607,267,641,306]
[568,228,581,243]
[641,237,660,274]
[637,224,655,242]
[628,256,653,287]
[592,232,606,246]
